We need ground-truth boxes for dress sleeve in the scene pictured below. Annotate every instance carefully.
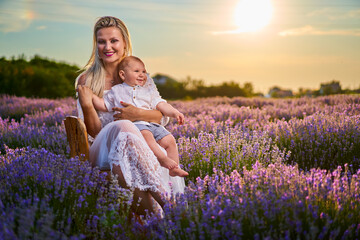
[146,75,167,109]
[76,97,84,121]
[103,89,116,112]
[76,98,95,143]
[145,74,169,126]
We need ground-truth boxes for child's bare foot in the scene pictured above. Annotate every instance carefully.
[158,156,178,170]
[169,167,189,177]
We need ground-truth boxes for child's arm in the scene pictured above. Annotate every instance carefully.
[156,102,184,125]
[92,94,108,112]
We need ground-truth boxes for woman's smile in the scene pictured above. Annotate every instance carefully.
[96,27,126,64]
[104,52,115,57]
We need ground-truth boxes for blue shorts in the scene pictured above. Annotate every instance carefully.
[136,123,171,141]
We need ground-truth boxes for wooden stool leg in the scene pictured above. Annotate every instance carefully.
[63,116,89,161]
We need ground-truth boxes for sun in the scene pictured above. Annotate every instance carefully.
[234,0,273,33]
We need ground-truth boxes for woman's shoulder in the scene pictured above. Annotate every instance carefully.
[76,73,87,86]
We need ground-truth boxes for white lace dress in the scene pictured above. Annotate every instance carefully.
[77,98,185,195]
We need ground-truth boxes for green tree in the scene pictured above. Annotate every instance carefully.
[0,55,79,98]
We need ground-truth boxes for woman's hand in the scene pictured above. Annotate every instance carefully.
[113,102,140,122]
[77,85,94,110]
[113,102,163,124]
[76,85,102,137]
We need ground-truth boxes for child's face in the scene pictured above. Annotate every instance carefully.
[119,60,147,87]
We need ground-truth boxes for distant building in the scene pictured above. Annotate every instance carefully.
[303,89,314,97]
[152,74,178,85]
[152,75,167,85]
[296,88,315,97]
[319,80,342,95]
[268,87,293,98]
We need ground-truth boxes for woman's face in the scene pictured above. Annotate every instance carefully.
[96,27,126,65]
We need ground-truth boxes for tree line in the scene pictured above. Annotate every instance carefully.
[4,55,356,100]
[153,74,259,100]
[0,55,79,98]
[0,55,258,99]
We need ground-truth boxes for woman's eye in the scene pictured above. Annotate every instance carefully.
[97,40,105,44]
[111,39,118,43]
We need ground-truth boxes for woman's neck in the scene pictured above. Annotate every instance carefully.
[103,62,120,87]
[104,62,117,77]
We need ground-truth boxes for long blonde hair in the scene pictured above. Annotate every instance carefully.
[75,16,133,97]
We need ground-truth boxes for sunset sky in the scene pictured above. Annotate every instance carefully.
[1,0,359,94]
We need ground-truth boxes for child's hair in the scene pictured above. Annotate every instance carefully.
[118,56,145,71]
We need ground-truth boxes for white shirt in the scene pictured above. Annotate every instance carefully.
[103,76,166,126]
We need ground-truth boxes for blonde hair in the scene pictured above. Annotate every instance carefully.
[75,16,133,97]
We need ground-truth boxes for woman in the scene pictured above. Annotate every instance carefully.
[76,16,184,216]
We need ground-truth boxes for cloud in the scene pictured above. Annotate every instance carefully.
[29,0,96,25]
[211,27,264,35]
[0,3,35,33]
[211,29,246,35]
[36,25,47,30]
[0,0,225,33]
[279,25,360,37]
[348,9,360,18]
[307,8,360,20]
[0,0,100,33]
[307,8,336,18]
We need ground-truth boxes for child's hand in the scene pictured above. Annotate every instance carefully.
[176,112,185,125]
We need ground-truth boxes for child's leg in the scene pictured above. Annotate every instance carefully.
[141,130,188,177]
[141,130,178,169]
[158,134,188,177]
[157,134,179,164]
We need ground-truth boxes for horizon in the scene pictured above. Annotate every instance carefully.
[1,0,359,94]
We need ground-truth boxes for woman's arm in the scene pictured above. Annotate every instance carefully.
[113,102,163,124]
[77,76,102,138]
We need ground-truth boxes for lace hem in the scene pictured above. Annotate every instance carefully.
[108,131,166,193]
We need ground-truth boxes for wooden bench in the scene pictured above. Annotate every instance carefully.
[64,116,112,180]
[63,116,90,161]
[64,116,112,181]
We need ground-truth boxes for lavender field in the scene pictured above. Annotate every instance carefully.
[1,94,360,239]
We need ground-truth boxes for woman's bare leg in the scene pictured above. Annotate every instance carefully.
[149,191,165,208]
[131,189,155,216]
[112,164,127,188]
[112,164,159,216]
[91,121,170,216]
